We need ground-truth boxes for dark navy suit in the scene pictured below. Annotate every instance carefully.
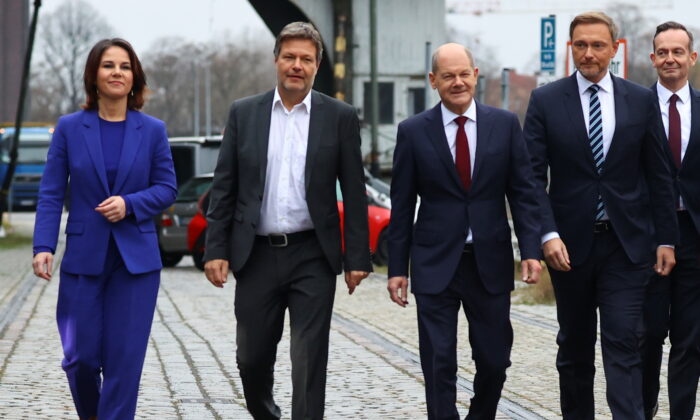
[641,83,700,420]
[33,109,177,420]
[523,73,678,420]
[388,102,540,419]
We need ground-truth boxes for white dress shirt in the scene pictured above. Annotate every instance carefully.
[441,101,477,243]
[257,88,314,235]
[542,71,616,245]
[656,81,691,209]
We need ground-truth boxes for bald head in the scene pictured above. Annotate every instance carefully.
[431,43,475,73]
[429,43,479,115]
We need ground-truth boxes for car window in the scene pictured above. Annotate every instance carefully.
[176,177,213,202]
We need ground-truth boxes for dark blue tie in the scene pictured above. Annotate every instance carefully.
[588,84,605,221]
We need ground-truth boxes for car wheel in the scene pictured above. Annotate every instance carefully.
[373,229,389,266]
[192,232,206,271]
[161,251,183,267]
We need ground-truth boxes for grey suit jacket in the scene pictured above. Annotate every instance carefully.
[204,89,371,274]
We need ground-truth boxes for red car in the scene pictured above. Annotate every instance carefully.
[187,181,391,271]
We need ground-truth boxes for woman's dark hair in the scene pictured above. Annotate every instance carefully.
[82,38,147,110]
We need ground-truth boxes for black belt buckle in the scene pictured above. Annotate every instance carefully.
[268,234,288,247]
[593,221,612,233]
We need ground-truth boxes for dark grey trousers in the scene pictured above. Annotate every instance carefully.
[234,234,336,420]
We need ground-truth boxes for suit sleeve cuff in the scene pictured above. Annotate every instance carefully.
[123,195,133,216]
[33,246,54,255]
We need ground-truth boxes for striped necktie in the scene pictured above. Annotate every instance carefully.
[588,84,605,221]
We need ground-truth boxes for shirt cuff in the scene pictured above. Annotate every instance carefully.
[658,244,675,249]
[541,231,560,246]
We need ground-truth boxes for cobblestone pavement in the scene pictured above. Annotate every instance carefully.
[0,216,689,419]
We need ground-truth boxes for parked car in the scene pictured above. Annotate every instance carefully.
[364,168,391,209]
[157,173,214,267]
[169,136,221,186]
[187,176,392,271]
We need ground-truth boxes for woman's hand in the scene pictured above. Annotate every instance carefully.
[95,195,127,222]
[33,252,53,281]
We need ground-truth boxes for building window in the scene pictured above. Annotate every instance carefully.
[408,87,426,116]
[363,82,394,124]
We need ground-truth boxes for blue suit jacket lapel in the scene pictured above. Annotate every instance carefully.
[563,74,596,169]
[682,86,700,167]
[82,111,110,195]
[606,74,629,168]
[112,110,143,194]
[472,102,494,185]
[424,103,464,192]
[650,83,676,167]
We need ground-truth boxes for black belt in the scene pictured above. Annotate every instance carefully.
[463,243,474,253]
[593,221,613,233]
[256,230,315,247]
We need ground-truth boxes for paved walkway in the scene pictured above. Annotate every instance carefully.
[0,216,686,419]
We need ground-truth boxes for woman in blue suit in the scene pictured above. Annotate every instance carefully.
[32,38,177,420]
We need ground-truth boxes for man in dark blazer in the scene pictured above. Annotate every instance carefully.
[641,21,700,420]
[387,43,542,420]
[203,22,371,420]
[523,12,678,419]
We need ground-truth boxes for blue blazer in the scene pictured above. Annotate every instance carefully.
[387,102,541,295]
[33,110,177,275]
[523,73,678,266]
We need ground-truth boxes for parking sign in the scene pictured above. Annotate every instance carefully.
[541,16,556,73]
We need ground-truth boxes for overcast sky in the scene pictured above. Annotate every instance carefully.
[42,0,700,75]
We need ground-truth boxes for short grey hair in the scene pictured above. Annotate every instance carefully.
[273,21,324,63]
[431,46,475,73]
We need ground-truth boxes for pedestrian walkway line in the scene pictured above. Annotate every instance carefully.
[157,284,246,403]
[0,273,38,338]
[0,275,50,383]
[0,272,29,314]
[153,304,225,419]
[332,313,546,420]
[148,334,184,419]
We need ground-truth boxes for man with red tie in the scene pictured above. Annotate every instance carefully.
[642,21,700,420]
[386,43,542,419]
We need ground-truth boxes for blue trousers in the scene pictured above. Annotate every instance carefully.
[57,237,160,420]
[415,250,512,420]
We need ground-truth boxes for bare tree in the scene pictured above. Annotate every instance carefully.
[31,0,114,119]
[606,2,656,86]
[141,32,275,137]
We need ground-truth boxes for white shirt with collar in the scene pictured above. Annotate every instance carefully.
[441,100,477,243]
[657,81,691,210]
[542,71,617,245]
[257,88,314,235]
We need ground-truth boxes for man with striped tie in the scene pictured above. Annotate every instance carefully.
[523,11,678,420]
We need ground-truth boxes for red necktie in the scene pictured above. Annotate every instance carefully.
[669,94,682,169]
[454,116,471,190]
